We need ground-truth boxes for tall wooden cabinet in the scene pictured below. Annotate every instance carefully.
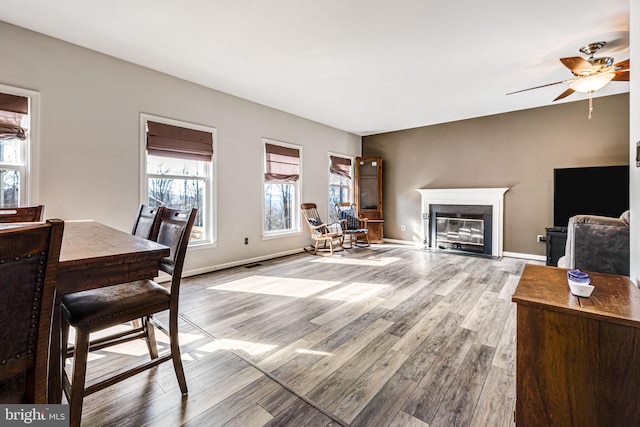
[355,157,383,242]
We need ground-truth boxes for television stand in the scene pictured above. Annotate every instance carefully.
[545,226,567,266]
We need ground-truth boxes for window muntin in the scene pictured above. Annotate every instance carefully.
[263,140,301,237]
[141,114,215,245]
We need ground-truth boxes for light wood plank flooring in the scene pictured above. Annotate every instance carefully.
[76,244,534,426]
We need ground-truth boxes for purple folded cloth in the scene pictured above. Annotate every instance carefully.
[568,269,590,283]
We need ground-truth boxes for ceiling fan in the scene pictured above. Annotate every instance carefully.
[507,41,630,118]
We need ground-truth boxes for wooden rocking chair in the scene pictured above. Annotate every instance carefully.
[301,203,345,255]
[335,202,370,248]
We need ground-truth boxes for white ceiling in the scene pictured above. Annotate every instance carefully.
[0,0,631,135]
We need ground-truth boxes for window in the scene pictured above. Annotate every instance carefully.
[0,91,32,208]
[329,154,353,221]
[263,140,301,236]
[141,114,216,244]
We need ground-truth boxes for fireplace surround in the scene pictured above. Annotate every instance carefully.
[416,188,509,258]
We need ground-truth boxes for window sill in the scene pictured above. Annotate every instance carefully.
[188,240,218,251]
[263,230,301,240]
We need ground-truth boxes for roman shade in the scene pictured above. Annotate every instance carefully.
[330,156,351,179]
[146,121,213,162]
[0,93,28,141]
[265,143,300,182]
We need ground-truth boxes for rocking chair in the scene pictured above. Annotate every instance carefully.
[301,203,345,255]
[335,202,370,248]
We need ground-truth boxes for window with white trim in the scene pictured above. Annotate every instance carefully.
[329,154,353,221]
[141,114,216,244]
[0,92,31,207]
[263,139,301,236]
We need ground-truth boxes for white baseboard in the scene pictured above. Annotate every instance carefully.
[503,251,546,262]
[380,238,420,246]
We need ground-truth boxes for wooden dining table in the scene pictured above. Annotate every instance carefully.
[48,220,170,403]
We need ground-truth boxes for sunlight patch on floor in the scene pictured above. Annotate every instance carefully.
[310,256,401,266]
[197,338,277,356]
[295,348,333,357]
[208,275,341,297]
[319,282,393,302]
[67,324,204,358]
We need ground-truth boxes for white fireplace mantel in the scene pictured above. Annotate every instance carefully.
[416,188,509,257]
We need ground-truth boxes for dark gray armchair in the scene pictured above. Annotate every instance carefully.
[557,211,630,276]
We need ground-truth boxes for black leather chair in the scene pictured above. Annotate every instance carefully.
[131,205,163,240]
[61,208,196,427]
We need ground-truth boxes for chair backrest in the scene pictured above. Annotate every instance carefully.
[155,208,197,288]
[335,202,361,230]
[0,205,44,223]
[0,219,64,403]
[301,203,325,236]
[131,205,163,240]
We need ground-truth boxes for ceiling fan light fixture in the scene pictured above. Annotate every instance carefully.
[568,72,615,93]
[588,56,614,70]
[579,41,606,57]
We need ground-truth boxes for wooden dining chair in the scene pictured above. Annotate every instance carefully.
[60,208,197,427]
[0,219,64,403]
[129,205,165,329]
[0,205,44,223]
[131,204,163,240]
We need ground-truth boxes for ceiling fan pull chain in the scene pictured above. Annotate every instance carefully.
[588,92,593,119]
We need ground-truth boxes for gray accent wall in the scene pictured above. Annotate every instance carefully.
[362,93,629,257]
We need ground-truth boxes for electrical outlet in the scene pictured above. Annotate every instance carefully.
[537,235,545,243]
[400,225,406,231]
[244,237,249,245]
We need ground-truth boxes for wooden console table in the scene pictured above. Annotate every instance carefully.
[512,264,640,426]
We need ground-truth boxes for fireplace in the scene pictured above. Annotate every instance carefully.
[416,188,508,258]
[431,204,492,256]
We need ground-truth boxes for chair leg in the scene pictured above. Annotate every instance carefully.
[169,310,187,395]
[67,328,90,427]
[144,316,159,359]
[344,233,352,249]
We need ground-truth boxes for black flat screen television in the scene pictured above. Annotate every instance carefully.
[553,165,629,227]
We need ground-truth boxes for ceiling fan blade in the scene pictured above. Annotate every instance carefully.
[612,70,629,81]
[553,88,575,101]
[560,57,595,75]
[613,58,629,71]
[506,80,566,96]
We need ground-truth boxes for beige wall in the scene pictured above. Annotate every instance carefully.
[0,21,361,274]
[363,94,629,257]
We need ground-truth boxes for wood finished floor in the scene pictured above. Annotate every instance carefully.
[77,244,534,426]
